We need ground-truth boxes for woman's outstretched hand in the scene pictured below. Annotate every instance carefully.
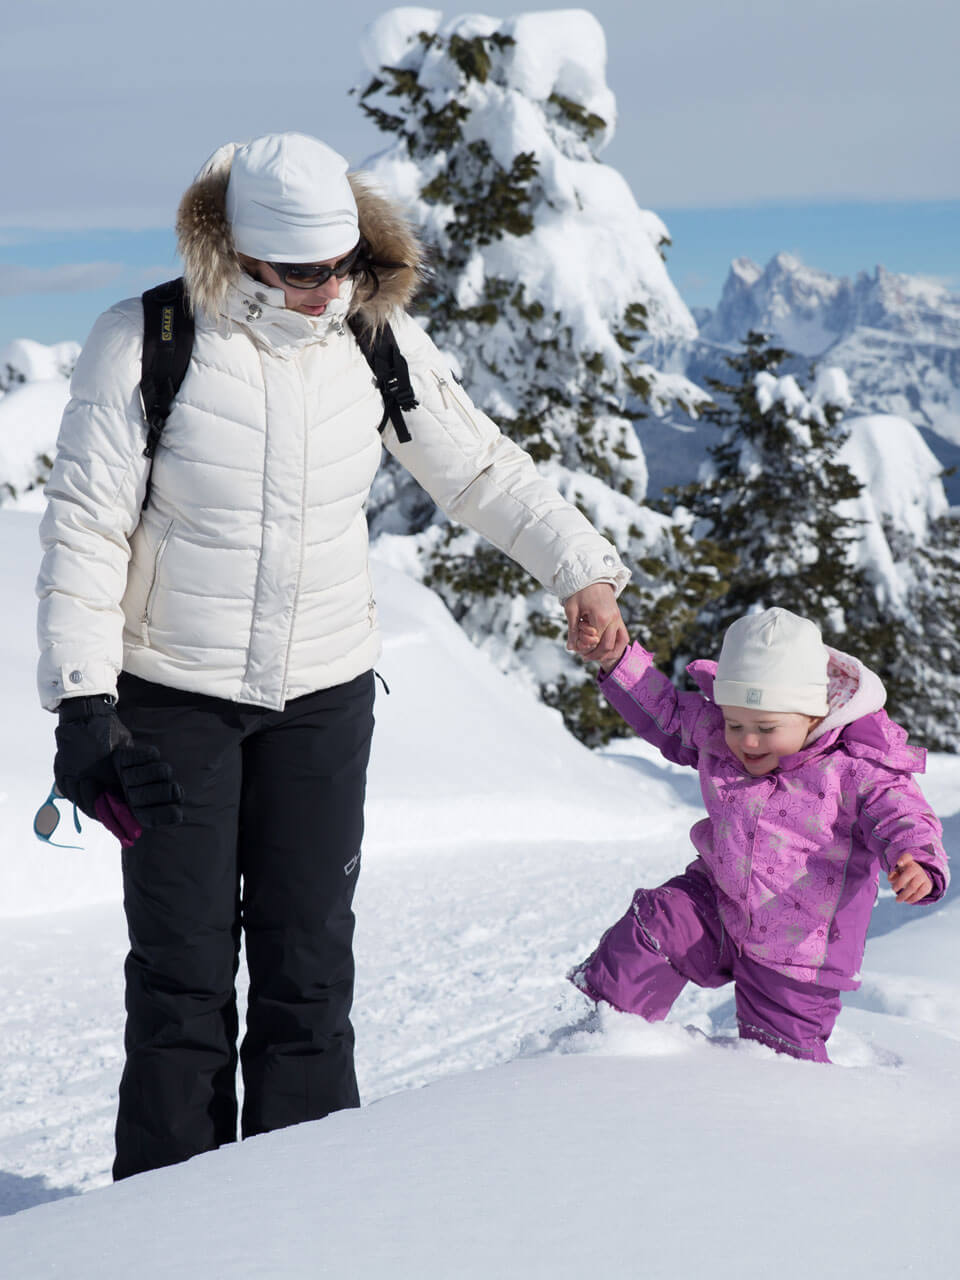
[563,584,629,670]
[888,853,934,904]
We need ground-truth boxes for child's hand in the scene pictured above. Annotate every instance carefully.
[579,622,601,649]
[563,584,629,669]
[888,853,933,904]
[578,622,628,673]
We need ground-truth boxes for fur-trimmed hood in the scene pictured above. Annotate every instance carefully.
[175,146,422,330]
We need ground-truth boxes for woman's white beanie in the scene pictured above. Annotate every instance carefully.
[713,607,829,716]
[224,132,359,262]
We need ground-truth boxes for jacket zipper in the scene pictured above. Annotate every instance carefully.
[279,361,309,705]
[432,370,480,437]
[742,778,778,939]
[141,520,174,641]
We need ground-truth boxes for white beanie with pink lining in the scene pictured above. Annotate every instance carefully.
[713,607,830,716]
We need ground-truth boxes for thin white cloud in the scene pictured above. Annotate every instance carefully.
[913,274,959,293]
[0,262,124,297]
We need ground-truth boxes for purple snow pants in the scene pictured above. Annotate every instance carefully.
[570,866,842,1063]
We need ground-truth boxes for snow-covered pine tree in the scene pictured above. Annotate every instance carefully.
[893,513,960,749]
[833,409,960,752]
[858,512,960,750]
[670,331,874,658]
[356,8,719,743]
[668,335,960,749]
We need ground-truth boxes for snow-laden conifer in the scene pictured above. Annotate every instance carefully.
[357,8,718,742]
[837,415,960,749]
[673,332,868,641]
[858,514,960,750]
[671,333,960,749]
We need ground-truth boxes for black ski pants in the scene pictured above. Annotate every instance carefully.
[112,669,375,1181]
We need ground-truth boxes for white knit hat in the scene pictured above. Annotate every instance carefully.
[713,608,829,716]
[225,133,359,263]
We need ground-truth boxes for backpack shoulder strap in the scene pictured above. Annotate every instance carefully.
[140,277,195,508]
[348,315,418,444]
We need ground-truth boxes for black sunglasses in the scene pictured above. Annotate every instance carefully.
[269,243,363,290]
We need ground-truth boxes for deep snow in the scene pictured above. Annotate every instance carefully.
[0,507,957,1277]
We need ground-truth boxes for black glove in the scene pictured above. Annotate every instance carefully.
[55,695,184,829]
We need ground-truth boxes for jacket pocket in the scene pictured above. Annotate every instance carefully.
[366,570,377,630]
[141,519,175,642]
[431,370,481,439]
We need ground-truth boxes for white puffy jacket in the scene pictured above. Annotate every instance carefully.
[36,178,629,712]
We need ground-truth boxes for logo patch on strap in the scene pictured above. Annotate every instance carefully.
[160,305,175,344]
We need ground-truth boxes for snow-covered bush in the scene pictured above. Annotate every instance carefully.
[0,339,78,506]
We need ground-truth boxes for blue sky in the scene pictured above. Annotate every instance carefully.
[661,199,960,311]
[1,1,958,348]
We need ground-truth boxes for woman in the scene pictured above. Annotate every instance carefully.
[37,132,630,1179]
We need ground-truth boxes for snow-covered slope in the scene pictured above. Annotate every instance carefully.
[695,253,960,464]
[3,1006,959,1279]
[0,505,957,1273]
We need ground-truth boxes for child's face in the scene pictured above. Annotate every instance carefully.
[719,706,821,775]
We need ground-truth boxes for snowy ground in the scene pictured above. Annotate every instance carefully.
[0,508,957,1276]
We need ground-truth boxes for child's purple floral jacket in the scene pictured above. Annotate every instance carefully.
[599,642,949,990]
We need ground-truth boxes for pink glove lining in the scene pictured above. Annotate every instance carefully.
[95,793,143,848]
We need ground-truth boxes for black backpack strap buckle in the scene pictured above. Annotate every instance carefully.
[348,316,417,443]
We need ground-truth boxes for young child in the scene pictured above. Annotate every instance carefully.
[570,607,949,1062]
